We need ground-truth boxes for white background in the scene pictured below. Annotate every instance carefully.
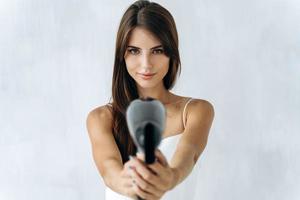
[0,0,299,199]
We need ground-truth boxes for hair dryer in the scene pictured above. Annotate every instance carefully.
[126,97,166,164]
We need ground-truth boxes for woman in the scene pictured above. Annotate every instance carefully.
[86,0,214,199]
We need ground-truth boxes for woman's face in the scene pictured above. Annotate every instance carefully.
[124,27,170,89]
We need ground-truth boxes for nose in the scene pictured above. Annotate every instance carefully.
[140,51,152,71]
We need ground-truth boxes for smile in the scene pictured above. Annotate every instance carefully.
[138,73,156,80]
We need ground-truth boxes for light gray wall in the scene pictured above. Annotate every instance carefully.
[0,0,299,199]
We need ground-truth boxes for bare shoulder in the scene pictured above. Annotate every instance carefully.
[86,104,113,141]
[87,104,113,121]
[187,98,215,124]
[189,98,214,113]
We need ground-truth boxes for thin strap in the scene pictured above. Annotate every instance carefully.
[106,103,112,107]
[182,98,193,128]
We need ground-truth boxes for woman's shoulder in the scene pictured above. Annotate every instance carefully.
[87,103,113,118]
[86,103,113,130]
[175,95,214,108]
[185,97,215,121]
[189,97,214,107]
[170,94,214,118]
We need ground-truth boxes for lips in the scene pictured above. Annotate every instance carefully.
[138,73,156,80]
[140,73,155,76]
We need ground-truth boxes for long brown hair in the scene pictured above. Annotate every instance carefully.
[110,0,181,163]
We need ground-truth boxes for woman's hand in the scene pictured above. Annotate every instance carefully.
[128,149,177,200]
[118,158,144,199]
[118,153,165,200]
[120,156,162,200]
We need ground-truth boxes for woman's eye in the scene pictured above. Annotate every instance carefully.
[153,49,164,54]
[128,49,140,55]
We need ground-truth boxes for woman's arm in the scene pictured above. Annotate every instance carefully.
[86,106,126,195]
[171,99,215,186]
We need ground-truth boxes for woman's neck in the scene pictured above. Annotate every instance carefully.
[137,86,173,104]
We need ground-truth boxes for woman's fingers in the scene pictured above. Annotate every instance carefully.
[126,153,171,199]
[130,167,163,194]
[130,156,160,185]
[119,171,138,198]
[132,182,161,200]
[147,161,164,176]
[123,159,161,199]
[136,152,145,161]
[147,149,169,176]
[136,150,168,166]
[155,149,168,167]
[129,156,153,178]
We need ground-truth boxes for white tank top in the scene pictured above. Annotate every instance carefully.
[105,98,199,200]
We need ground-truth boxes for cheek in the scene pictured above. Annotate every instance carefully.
[160,57,170,75]
[124,55,133,68]
[125,57,138,78]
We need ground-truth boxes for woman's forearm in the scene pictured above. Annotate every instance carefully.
[169,142,200,188]
[171,155,195,189]
[99,159,125,194]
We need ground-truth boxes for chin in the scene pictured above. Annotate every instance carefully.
[136,81,159,89]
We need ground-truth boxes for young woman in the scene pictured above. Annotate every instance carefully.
[86,1,214,199]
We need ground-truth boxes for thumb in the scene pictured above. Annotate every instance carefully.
[136,152,145,161]
[155,149,168,167]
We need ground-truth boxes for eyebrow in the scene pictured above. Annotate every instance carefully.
[127,45,163,50]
